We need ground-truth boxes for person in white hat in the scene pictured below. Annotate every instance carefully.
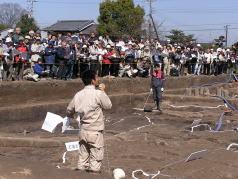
[29,30,35,38]
[101,44,113,77]
[31,37,44,63]
[2,37,14,80]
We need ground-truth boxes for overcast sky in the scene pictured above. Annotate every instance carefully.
[0,0,238,44]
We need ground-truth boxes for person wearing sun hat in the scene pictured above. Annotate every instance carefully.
[101,44,113,77]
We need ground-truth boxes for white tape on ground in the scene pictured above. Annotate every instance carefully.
[137,124,151,130]
[226,143,238,151]
[112,118,125,126]
[145,116,153,124]
[62,151,67,164]
[133,112,142,116]
[168,104,224,109]
[132,169,160,179]
[190,124,212,133]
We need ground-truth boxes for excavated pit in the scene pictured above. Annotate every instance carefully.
[0,75,238,179]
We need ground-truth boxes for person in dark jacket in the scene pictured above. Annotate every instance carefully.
[56,41,71,80]
[65,43,76,80]
[151,64,164,112]
[44,41,57,77]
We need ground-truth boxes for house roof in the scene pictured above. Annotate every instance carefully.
[43,20,95,32]
[80,24,98,34]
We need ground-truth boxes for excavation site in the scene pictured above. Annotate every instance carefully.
[0,75,238,179]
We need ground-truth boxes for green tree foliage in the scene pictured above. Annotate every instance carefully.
[97,0,145,40]
[214,35,226,47]
[16,14,39,35]
[0,24,7,31]
[166,29,195,45]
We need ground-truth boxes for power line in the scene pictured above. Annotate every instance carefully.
[165,23,238,27]
[160,27,238,33]
[27,0,38,17]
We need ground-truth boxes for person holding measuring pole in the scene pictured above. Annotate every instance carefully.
[151,63,164,112]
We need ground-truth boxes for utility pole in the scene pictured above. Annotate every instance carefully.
[27,0,38,18]
[148,0,153,41]
[225,25,230,47]
[147,0,159,41]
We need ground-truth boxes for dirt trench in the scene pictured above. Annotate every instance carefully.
[0,74,238,179]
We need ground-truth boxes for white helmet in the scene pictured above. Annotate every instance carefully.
[5,37,12,43]
[113,168,126,179]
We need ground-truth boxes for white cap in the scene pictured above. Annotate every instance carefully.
[25,35,31,40]
[29,30,35,34]
[226,48,230,52]
[113,168,126,179]
[82,44,87,48]
[177,46,181,49]
[5,37,12,43]
[8,29,14,33]
[197,44,201,47]
[98,36,103,41]
[217,48,222,52]
[106,44,111,49]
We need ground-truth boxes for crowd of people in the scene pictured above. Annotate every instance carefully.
[0,27,237,82]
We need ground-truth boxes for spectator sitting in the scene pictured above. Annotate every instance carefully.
[23,63,40,82]
[33,59,49,77]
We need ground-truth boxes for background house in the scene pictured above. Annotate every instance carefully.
[42,20,97,35]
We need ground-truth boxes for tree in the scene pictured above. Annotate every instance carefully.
[214,35,226,47]
[166,29,195,45]
[97,0,145,40]
[0,3,27,27]
[0,24,7,31]
[16,14,39,35]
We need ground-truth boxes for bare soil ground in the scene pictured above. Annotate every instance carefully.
[0,75,238,179]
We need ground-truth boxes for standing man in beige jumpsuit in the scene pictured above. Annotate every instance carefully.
[67,70,112,173]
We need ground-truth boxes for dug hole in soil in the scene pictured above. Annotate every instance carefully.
[0,74,238,179]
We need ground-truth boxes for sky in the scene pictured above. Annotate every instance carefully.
[0,0,238,45]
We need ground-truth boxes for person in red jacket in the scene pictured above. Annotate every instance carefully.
[102,45,113,77]
[14,37,29,80]
[151,64,165,112]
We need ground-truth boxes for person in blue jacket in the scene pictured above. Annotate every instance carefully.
[33,59,49,77]
[44,41,57,77]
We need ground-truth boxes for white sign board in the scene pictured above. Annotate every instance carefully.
[41,112,64,133]
[65,141,80,152]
